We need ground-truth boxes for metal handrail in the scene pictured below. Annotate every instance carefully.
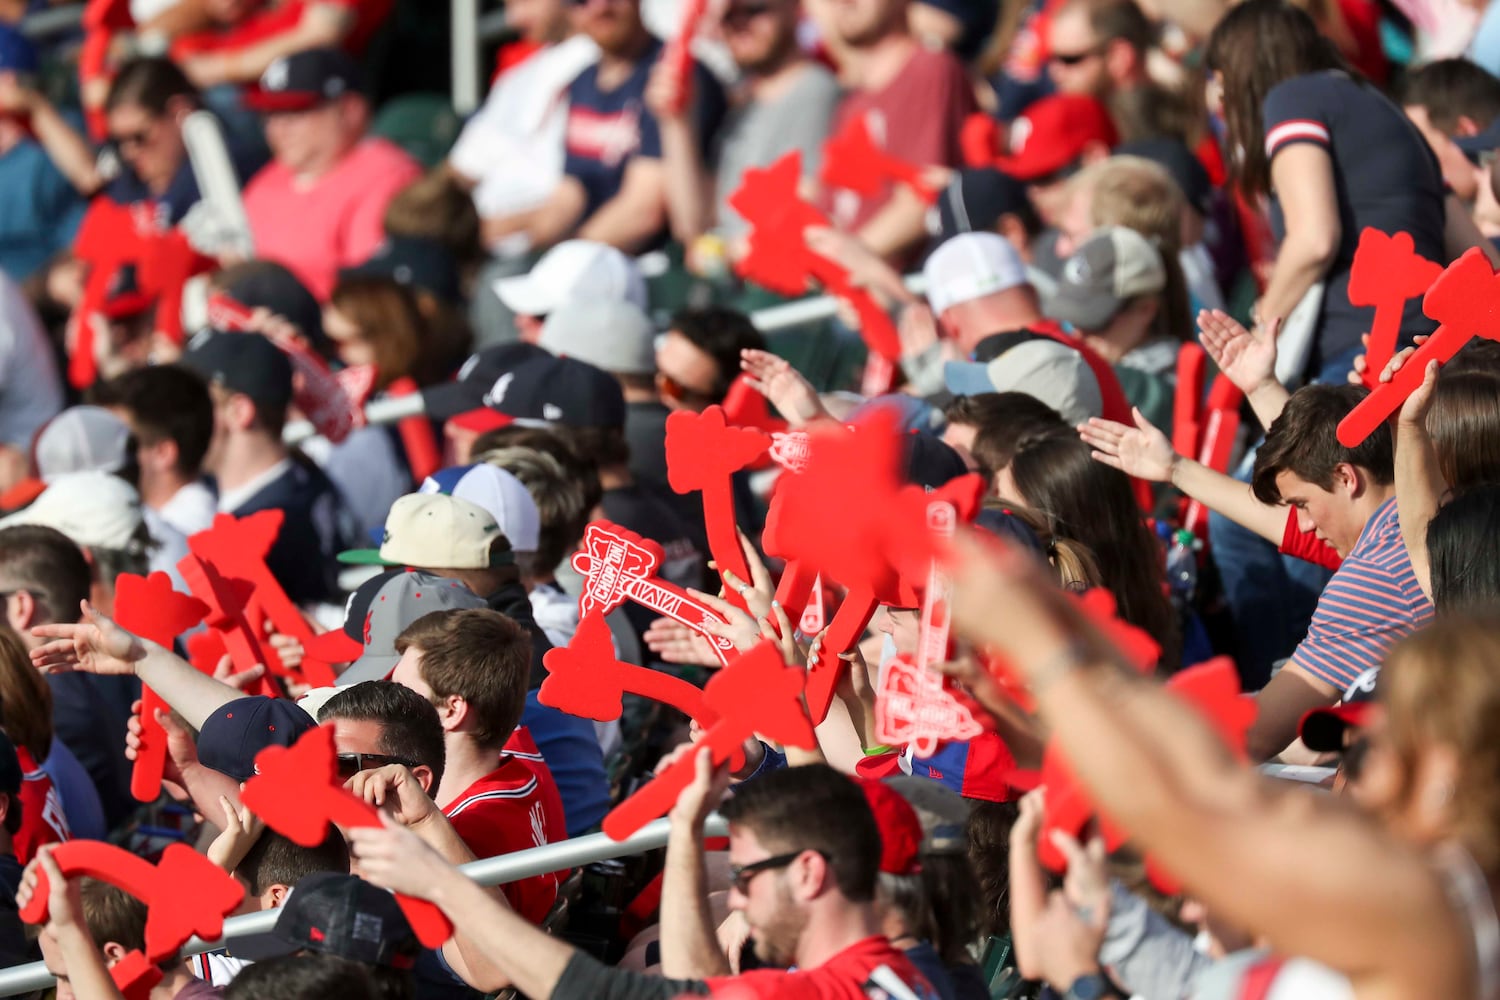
[0,814,728,996]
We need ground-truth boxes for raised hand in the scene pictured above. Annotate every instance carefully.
[346,815,457,902]
[739,349,825,427]
[1198,309,1279,396]
[206,795,266,873]
[31,601,147,676]
[644,618,723,667]
[667,747,732,832]
[1079,409,1179,483]
[347,764,439,830]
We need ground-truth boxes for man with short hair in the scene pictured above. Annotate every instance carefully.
[390,609,568,924]
[232,830,350,914]
[182,331,360,606]
[1401,57,1500,208]
[655,306,765,415]
[242,47,422,300]
[347,762,940,999]
[92,365,218,537]
[1046,0,1154,103]
[1245,384,1433,761]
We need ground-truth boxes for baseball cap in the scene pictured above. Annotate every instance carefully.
[219,263,330,355]
[246,47,365,113]
[0,731,22,799]
[1299,667,1380,753]
[197,696,318,782]
[944,336,1104,426]
[35,407,131,482]
[338,492,510,569]
[493,240,647,318]
[420,464,540,553]
[1045,226,1167,331]
[934,168,1031,242]
[100,263,154,320]
[490,354,627,429]
[906,731,1016,803]
[993,95,1118,182]
[538,299,657,376]
[860,780,923,876]
[904,432,969,489]
[923,233,1030,316]
[1116,137,1213,215]
[1456,117,1500,159]
[0,24,38,75]
[0,471,144,550]
[183,330,295,413]
[419,342,547,422]
[341,237,463,304]
[273,873,419,969]
[336,570,486,685]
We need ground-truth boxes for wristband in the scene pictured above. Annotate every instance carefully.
[862,744,895,756]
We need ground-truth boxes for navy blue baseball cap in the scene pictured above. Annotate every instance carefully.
[0,25,38,75]
[198,696,318,782]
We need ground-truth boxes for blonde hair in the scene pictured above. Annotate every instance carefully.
[1380,615,1500,872]
[984,501,1104,592]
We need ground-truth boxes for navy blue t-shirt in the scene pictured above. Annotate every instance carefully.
[105,132,263,228]
[225,457,362,607]
[1262,71,1445,371]
[563,38,727,218]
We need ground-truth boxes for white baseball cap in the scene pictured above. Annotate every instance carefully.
[539,299,656,376]
[0,471,144,550]
[338,493,508,570]
[494,240,648,318]
[418,463,541,554]
[35,407,131,483]
[922,233,1030,316]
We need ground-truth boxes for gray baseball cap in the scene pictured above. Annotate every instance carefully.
[336,570,486,686]
[943,338,1103,426]
[538,299,657,376]
[1044,226,1166,332]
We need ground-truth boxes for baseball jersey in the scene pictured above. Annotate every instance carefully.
[14,747,68,865]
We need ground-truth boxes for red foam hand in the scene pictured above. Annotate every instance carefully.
[884,474,986,603]
[960,112,1000,168]
[177,554,271,681]
[113,573,208,802]
[1347,229,1443,389]
[188,512,337,687]
[206,292,256,330]
[70,200,147,388]
[665,406,770,612]
[876,652,985,757]
[540,611,721,730]
[659,0,708,115]
[135,228,213,347]
[571,521,735,666]
[819,116,940,205]
[1338,247,1500,447]
[272,333,365,445]
[20,841,243,1000]
[602,642,815,840]
[241,725,454,947]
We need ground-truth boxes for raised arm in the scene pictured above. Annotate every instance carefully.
[645,63,713,246]
[1080,409,1287,545]
[1390,357,1444,601]
[31,601,247,729]
[1198,310,1289,430]
[660,749,734,978]
[946,536,1469,996]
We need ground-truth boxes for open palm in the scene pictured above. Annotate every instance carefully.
[1198,309,1279,395]
[1078,410,1177,483]
[30,601,144,676]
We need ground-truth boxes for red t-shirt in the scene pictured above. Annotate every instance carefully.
[14,747,68,865]
[443,735,568,926]
[705,936,939,999]
[1279,508,1343,571]
[172,0,394,59]
[818,47,976,241]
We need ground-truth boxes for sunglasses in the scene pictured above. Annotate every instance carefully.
[109,122,157,151]
[1050,46,1102,66]
[728,851,808,894]
[657,372,718,409]
[336,752,421,778]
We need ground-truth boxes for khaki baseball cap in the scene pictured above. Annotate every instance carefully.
[337,493,511,569]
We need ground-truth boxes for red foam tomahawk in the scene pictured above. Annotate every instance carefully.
[729,153,901,390]
[177,554,276,696]
[113,573,209,802]
[20,841,243,999]
[601,641,816,840]
[657,0,708,115]
[1339,247,1500,447]
[875,492,985,757]
[1348,229,1443,390]
[819,116,941,207]
[573,520,736,666]
[187,511,339,687]
[665,406,770,613]
[241,724,454,946]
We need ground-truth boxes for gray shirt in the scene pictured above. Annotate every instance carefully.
[713,63,841,241]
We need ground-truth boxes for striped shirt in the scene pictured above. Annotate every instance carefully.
[1289,497,1433,691]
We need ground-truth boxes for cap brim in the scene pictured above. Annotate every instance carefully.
[943,360,998,396]
[1044,285,1122,332]
[992,150,1069,183]
[420,381,487,422]
[1456,123,1500,158]
[245,88,324,113]
[1298,702,1374,753]
[336,548,400,566]
[336,653,400,686]
[493,274,554,317]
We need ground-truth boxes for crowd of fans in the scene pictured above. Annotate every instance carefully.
[0,0,1491,996]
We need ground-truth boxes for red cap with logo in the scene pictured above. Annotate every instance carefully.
[993,95,1119,182]
[860,779,924,876]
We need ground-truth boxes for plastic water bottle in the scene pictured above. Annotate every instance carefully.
[1166,528,1199,604]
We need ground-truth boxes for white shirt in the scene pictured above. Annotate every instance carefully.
[216,458,294,514]
[449,35,600,252]
[0,272,61,449]
[157,479,218,537]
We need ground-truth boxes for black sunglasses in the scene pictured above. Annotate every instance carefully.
[109,123,157,151]
[729,850,818,894]
[1050,46,1102,66]
[337,752,421,778]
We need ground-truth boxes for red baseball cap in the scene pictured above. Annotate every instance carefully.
[860,779,923,876]
[993,95,1118,182]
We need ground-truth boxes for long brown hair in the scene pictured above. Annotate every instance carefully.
[1203,0,1349,197]
[1425,371,1500,491]
[328,277,431,390]
[0,625,52,762]
[1380,615,1500,871]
